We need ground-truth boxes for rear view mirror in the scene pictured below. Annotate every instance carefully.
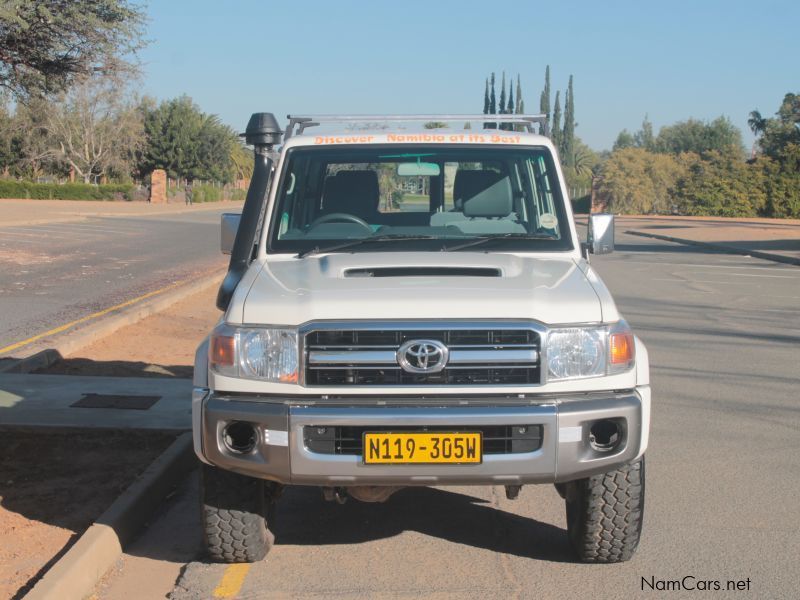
[221,213,241,255]
[588,213,614,255]
[398,162,440,177]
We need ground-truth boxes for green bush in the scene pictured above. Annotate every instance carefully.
[0,180,135,201]
[191,184,222,203]
[227,188,246,201]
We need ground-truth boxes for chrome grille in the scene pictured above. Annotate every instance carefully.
[303,326,541,386]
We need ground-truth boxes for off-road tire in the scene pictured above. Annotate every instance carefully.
[564,457,645,563]
[201,465,276,563]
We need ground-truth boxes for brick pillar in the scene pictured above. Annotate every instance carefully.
[150,169,167,204]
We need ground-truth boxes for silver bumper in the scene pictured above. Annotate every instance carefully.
[195,391,645,485]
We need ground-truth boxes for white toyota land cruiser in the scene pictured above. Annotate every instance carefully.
[193,113,649,564]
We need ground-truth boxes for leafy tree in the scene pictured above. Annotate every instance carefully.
[41,76,143,182]
[751,92,800,162]
[752,154,799,217]
[653,116,743,156]
[597,147,688,214]
[139,95,240,183]
[562,75,575,166]
[423,121,448,129]
[675,151,765,217]
[0,0,146,99]
[552,91,561,153]
[539,65,550,135]
[8,96,52,177]
[613,129,636,151]
[483,78,489,115]
[515,74,523,114]
[634,115,654,150]
[0,98,20,174]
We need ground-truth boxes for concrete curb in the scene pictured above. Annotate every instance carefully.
[625,230,800,267]
[0,349,62,374]
[1,267,225,372]
[25,433,196,600]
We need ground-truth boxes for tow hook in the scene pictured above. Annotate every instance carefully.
[322,487,349,504]
[505,485,522,500]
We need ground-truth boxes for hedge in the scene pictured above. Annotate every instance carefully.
[191,184,222,203]
[0,180,135,201]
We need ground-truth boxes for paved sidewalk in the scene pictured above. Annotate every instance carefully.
[0,373,191,430]
[617,215,800,265]
[0,198,242,227]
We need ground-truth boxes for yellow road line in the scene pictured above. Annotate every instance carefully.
[0,280,187,356]
[213,564,251,598]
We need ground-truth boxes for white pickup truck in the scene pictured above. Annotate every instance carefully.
[192,113,649,564]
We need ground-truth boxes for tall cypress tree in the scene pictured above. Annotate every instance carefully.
[488,72,497,129]
[539,65,551,135]
[483,78,489,115]
[499,72,507,115]
[562,75,575,166]
[552,90,562,149]
[513,75,523,132]
[504,82,514,130]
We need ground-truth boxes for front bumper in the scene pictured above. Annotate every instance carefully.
[194,389,649,485]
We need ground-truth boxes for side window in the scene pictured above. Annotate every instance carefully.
[528,156,559,235]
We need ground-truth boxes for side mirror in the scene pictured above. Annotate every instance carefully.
[221,213,241,255]
[587,213,614,255]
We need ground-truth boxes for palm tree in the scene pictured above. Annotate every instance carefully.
[747,110,766,136]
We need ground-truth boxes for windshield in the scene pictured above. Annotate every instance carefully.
[268,145,574,254]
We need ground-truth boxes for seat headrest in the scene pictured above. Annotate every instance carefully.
[322,171,380,217]
[454,170,513,218]
[453,170,501,210]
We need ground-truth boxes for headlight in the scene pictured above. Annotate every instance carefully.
[209,324,298,383]
[547,321,635,381]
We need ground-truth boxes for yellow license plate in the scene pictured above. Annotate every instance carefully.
[363,432,482,464]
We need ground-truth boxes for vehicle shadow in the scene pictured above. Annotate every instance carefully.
[29,355,194,378]
[271,484,574,563]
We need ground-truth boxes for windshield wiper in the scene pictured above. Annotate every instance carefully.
[442,233,557,252]
[296,235,442,258]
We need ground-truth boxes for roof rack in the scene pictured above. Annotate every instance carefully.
[284,114,549,141]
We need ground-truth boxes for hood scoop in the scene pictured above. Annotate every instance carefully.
[344,266,502,278]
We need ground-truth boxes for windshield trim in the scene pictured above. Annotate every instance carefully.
[265,144,575,256]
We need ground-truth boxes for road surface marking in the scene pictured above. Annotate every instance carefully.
[213,564,251,598]
[0,279,187,356]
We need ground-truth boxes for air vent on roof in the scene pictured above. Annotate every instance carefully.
[344,267,501,278]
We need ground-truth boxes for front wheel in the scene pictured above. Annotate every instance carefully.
[201,465,278,563]
[564,457,645,563]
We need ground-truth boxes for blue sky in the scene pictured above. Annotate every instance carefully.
[140,0,798,151]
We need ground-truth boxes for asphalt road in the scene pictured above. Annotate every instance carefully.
[0,210,229,354]
[97,231,800,599]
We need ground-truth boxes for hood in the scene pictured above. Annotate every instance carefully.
[241,253,604,326]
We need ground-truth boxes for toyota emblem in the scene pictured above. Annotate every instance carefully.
[396,339,449,374]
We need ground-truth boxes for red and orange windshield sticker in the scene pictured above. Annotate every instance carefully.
[313,133,524,145]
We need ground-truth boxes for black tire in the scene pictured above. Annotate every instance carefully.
[564,457,645,563]
[201,465,276,563]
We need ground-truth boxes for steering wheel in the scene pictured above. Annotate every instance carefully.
[307,212,372,233]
